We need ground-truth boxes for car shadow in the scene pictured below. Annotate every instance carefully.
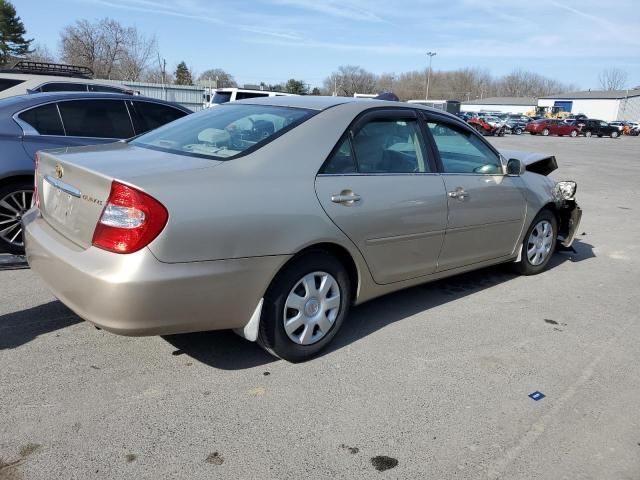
[0,301,82,350]
[162,239,595,369]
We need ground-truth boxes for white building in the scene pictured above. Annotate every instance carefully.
[461,97,537,115]
[538,89,640,122]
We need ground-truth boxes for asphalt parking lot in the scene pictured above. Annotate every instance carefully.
[1,134,639,480]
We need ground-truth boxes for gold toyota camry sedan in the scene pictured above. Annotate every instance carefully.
[24,96,581,362]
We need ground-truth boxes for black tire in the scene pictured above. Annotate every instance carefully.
[515,210,558,276]
[257,251,352,362]
[570,130,578,137]
[611,131,619,138]
[585,130,592,137]
[515,127,523,135]
[0,180,34,255]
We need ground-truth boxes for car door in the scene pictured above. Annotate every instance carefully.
[423,114,527,271]
[56,99,135,146]
[315,108,448,285]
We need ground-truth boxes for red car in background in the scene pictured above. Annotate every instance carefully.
[526,119,580,137]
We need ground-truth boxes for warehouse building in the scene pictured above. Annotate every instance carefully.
[461,97,537,115]
[538,89,640,122]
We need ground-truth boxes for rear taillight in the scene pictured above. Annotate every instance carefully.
[34,153,40,208]
[92,181,168,254]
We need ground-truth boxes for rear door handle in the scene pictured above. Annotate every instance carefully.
[331,192,361,204]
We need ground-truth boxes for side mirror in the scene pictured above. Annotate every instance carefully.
[506,158,525,176]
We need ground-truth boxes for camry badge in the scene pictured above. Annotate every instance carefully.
[55,164,64,179]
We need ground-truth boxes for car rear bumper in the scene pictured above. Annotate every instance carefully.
[23,209,289,336]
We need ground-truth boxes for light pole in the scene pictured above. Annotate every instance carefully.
[425,51,436,101]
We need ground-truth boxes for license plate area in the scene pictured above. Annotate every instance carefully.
[42,175,80,229]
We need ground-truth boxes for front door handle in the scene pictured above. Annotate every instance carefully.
[331,191,361,204]
[448,188,469,200]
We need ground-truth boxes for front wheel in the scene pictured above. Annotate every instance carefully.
[515,127,523,135]
[542,128,550,136]
[570,130,578,137]
[515,210,557,275]
[0,181,34,255]
[611,131,619,138]
[257,251,351,362]
[585,130,592,137]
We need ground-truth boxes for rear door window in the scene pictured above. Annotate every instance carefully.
[18,103,65,136]
[351,118,429,173]
[131,101,188,134]
[58,99,134,138]
[235,92,269,100]
[37,82,88,92]
[321,136,357,174]
[88,84,128,93]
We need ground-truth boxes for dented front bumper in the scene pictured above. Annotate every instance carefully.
[558,200,582,248]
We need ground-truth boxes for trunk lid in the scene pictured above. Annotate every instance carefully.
[36,142,220,249]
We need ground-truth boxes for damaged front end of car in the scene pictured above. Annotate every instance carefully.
[500,149,583,249]
[553,180,582,248]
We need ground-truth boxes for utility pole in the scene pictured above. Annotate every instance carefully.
[333,76,337,96]
[425,51,436,101]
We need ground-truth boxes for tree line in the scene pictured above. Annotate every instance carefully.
[1,2,634,97]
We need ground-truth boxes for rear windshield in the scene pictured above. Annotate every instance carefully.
[131,104,314,160]
[0,78,25,92]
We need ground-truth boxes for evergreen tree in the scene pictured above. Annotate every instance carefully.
[0,0,33,65]
[174,61,193,85]
[285,78,308,95]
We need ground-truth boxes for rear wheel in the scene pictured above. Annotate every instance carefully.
[585,130,592,137]
[257,251,351,362]
[570,130,578,137]
[515,127,523,135]
[0,181,34,255]
[542,128,550,136]
[515,210,557,276]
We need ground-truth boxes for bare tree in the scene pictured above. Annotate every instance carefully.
[598,68,628,91]
[60,18,156,80]
[26,43,55,63]
[323,65,376,97]
[118,30,157,81]
[197,68,237,88]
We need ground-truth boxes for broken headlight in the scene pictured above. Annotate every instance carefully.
[554,181,577,200]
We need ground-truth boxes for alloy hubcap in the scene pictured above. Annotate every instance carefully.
[0,189,33,248]
[283,271,341,345]
[527,220,554,266]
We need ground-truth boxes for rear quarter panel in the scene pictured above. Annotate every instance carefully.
[143,103,371,264]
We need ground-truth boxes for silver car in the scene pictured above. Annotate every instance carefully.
[23,96,581,362]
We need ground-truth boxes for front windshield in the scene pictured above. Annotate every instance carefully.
[131,104,314,160]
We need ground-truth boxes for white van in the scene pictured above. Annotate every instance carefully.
[206,88,293,107]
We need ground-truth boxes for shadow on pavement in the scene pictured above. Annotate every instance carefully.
[163,239,595,368]
[163,331,277,370]
[0,301,81,350]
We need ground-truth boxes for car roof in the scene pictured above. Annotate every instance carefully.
[0,91,192,113]
[230,94,460,117]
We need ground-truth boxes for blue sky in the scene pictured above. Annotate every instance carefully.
[17,0,640,89]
